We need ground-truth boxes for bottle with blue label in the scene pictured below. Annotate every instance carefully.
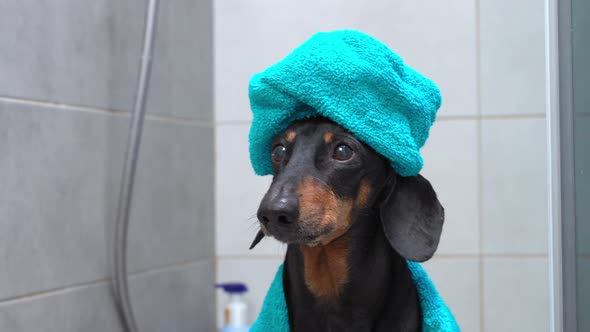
[216,283,250,332]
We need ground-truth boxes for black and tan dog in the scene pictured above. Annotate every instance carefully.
[250,117,444,332]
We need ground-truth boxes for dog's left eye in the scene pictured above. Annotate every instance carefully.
[272,144,286,162]
[333,144,353,161]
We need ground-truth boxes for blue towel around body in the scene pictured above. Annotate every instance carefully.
[250,262,460,332]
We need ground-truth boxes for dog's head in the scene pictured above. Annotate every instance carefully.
[252,117,444,262]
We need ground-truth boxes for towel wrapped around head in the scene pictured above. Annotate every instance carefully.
[248,30,441,177]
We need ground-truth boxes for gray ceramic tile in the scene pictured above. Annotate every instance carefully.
[215,124,285,256]
[0,1,213,121]
[480,0,546,116]
[575,116,590,255]
[0,283,124,332]
[0,261,214,332]
[215,0,477,122]
[577,257,590,332]
[481,118,548,254]
[146,0,214,121]
[130,260,216,332]
[216,257,284,328]
[0,100,214,301]
[422,257,480,332]
[483,257,550,332]
[0,102,110,300]
[0,1,139,109]
[105,116,215,273]
[421,120,479,255]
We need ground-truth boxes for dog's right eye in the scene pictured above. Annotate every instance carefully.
[333,144,353,161]
[271,144,286,162]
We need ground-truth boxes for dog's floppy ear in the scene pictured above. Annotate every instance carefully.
[379,174,444,262]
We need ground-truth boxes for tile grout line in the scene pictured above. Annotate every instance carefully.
[478,113,546,119]
[216,255,286,260]
[0,95,125,115]
[215,253,549,260]
[0,99,548,128]
[0,279,110,307]
[441,113,546,120]
[475,0,485,329]
[481,253,550,259]
[143,113,214,128]
[215,120,252,126]
[0,257,214,305]
[214,114,547,127]
[0,96,214,128]
[128,257,216,279]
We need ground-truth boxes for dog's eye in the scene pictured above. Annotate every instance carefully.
[333,144,353,161]
[272,144,286,162]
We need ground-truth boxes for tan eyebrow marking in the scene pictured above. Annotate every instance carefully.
[286,130,297,142]
[323,131,334,144]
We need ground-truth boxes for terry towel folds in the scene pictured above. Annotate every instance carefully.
[250,262,460,332]
[248,30,442,177]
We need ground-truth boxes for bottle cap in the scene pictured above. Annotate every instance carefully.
[215,283,248,294]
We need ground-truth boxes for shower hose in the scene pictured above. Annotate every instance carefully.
[112,0,159,331]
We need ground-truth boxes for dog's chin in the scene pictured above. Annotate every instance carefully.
[265,225,336,247]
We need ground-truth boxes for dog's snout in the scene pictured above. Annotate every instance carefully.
[258,190,299,226]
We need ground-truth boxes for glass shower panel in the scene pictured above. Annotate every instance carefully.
[573,0,590,330]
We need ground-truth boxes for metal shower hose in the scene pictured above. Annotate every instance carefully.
[112,1,159,331]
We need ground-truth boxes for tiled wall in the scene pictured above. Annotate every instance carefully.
[0,1,215,331]
[214,0,550,331]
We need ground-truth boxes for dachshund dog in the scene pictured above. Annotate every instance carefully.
[250,117,444,332]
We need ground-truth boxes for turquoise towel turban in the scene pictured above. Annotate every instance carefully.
[248,30,441,177]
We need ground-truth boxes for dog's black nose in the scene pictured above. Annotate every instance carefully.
[257,193,299,226]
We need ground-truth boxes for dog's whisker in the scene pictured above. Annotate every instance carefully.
[247,222,261,232]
